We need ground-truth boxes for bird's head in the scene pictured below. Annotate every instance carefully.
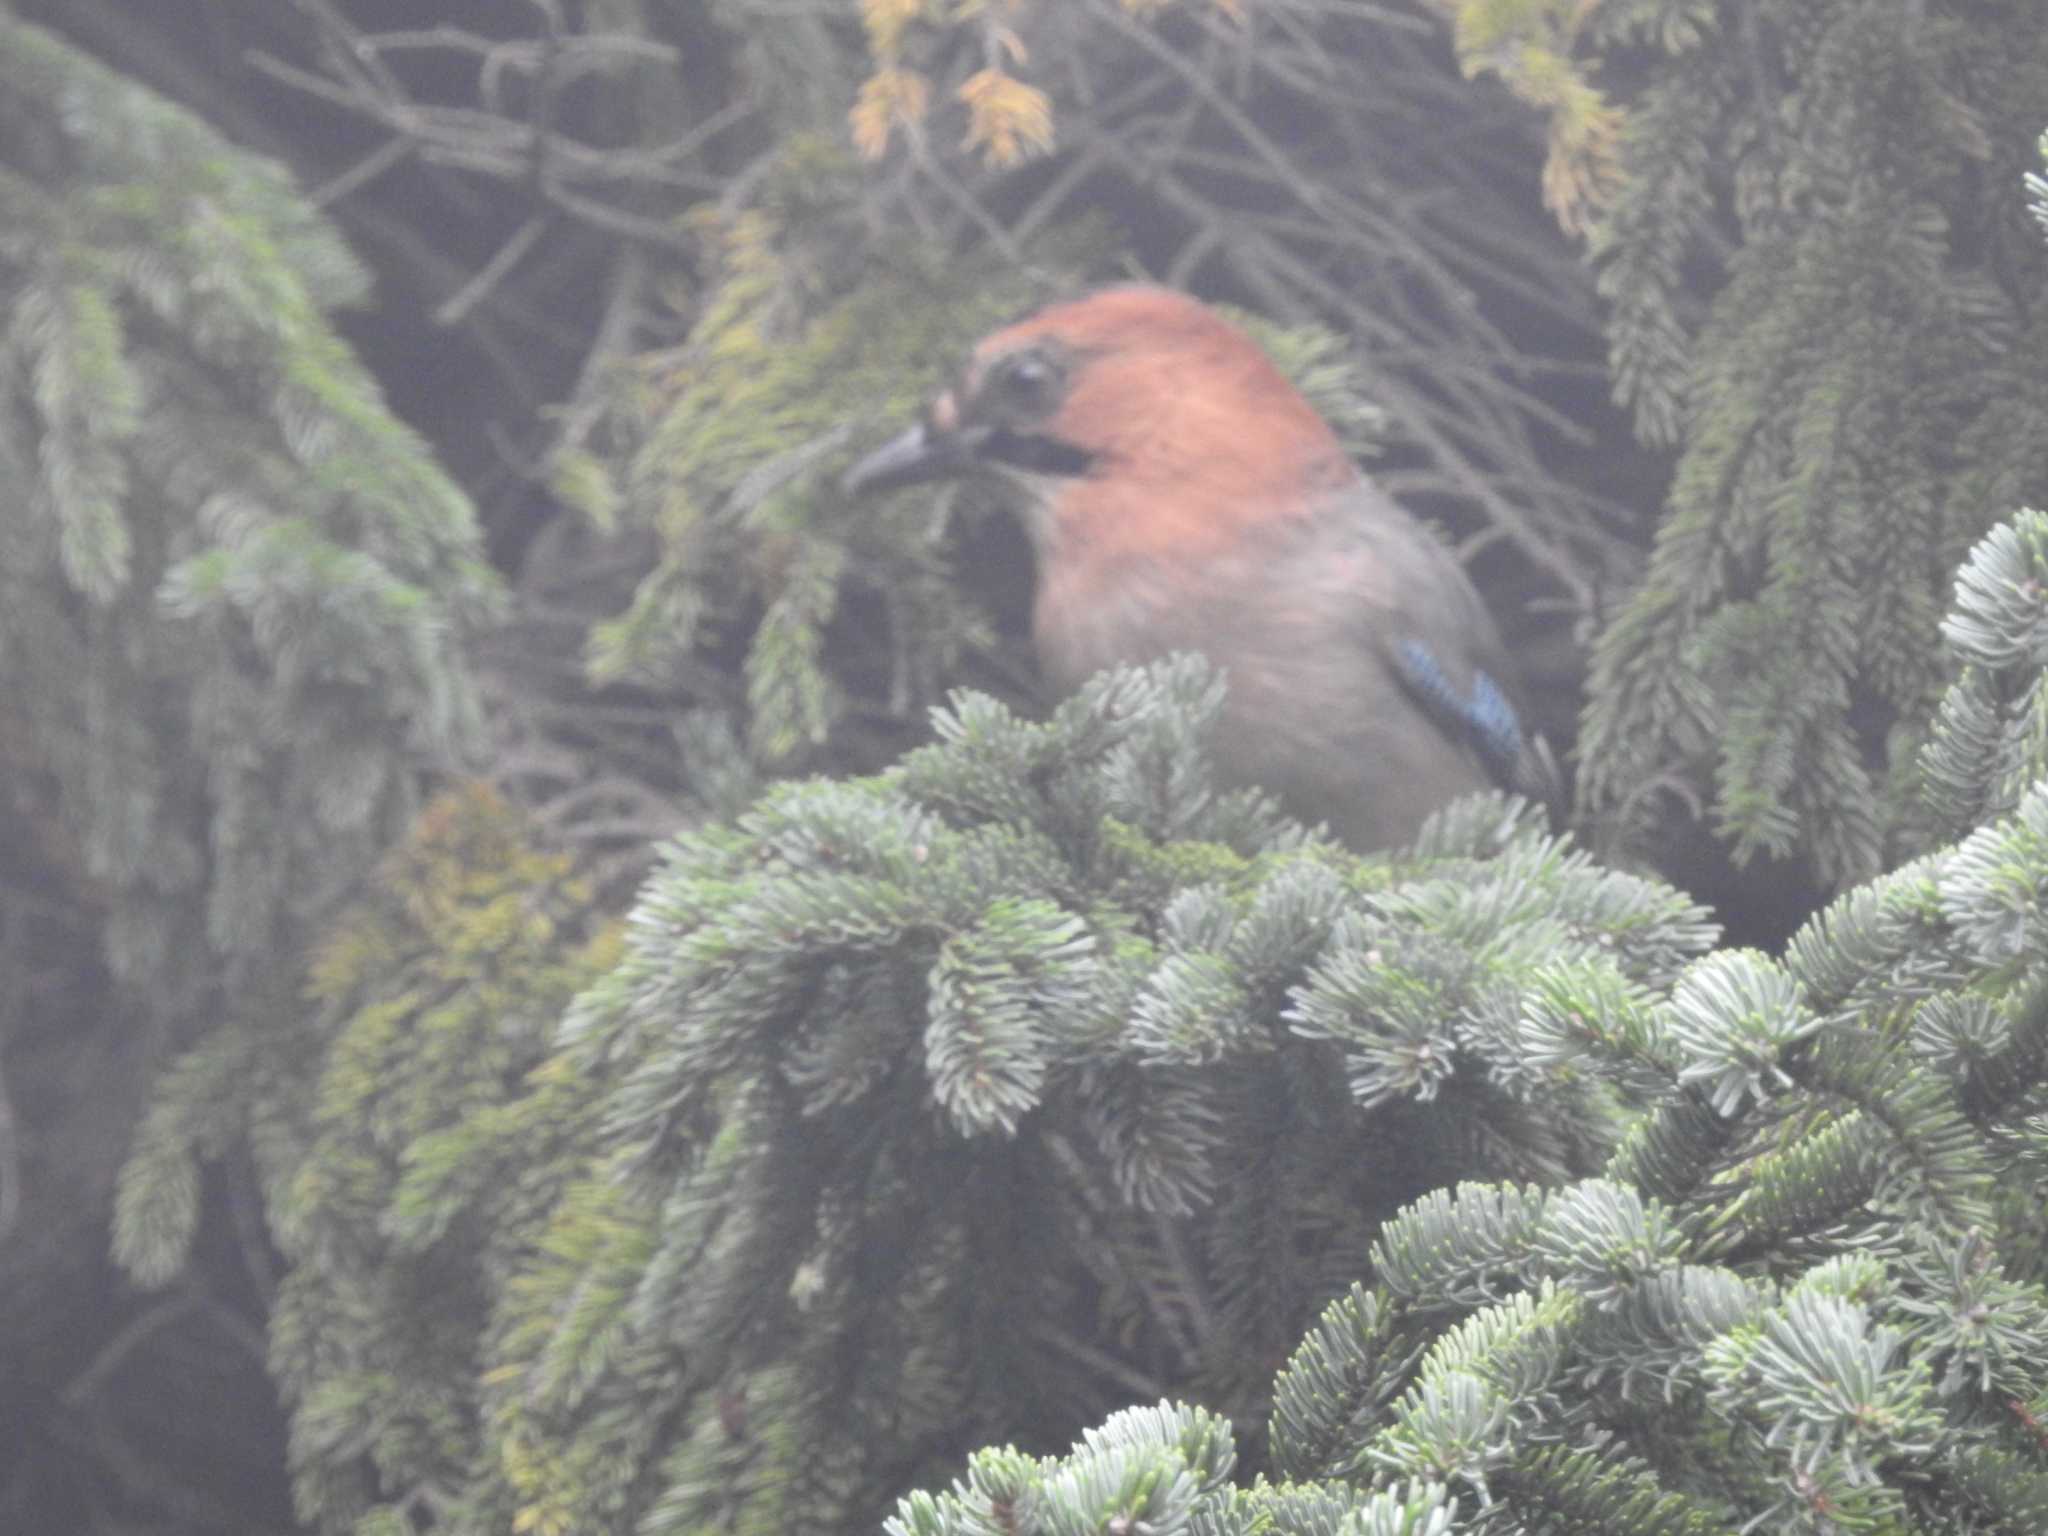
[842,285,1356,564]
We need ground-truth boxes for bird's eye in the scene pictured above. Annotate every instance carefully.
[996,352,1059,411]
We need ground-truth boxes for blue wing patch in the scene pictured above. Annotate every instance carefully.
[1394,638,1526,790]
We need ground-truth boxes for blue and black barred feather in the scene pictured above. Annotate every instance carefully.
[1393,638,1562,815]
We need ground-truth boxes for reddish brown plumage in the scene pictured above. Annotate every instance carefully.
[843,284,1559,850]
[970,290,1365,688]
[971,289,1354,562]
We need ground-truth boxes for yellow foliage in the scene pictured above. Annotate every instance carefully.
[509,1496,571,1536]
[1433,0,1623,237]
[851,66,932,160]
[958,67,1054,166]
[1523,48,1622,238]
[850,0,1244,168]
[547,446,620,532]
[860,0,930,55]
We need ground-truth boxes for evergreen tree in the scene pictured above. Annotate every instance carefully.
[12,2,2048,1532]
[471,660,1713,1536]
[1570,2,2048,886]
[883,506,2048,1535]
[0,12,497,1526]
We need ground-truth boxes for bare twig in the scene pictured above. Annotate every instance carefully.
[0,1041,18,1248]
[436,214,551,325]
[61,1290,202,1411]
[225,1154,277,1305]
[0,894,24,1247]
[1085,0,1335,215]
[548,244,649,463]
[253,0,726,266]
[1029,1323,1172,1402]
[308,133,413,207]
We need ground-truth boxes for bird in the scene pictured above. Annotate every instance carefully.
[841,284,1560,852]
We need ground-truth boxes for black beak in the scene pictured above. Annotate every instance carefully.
[841,421,986,497]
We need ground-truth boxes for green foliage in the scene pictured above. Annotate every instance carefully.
[453,655,1714,1536]
[40,4,2048,1533]
[0,6,498,1058]
[269,785,614,1532]
[0,24,511,1526]
[583,199,1074,763]
[2030,130,2048,240]
[1920,507,2048,837]
[888,1403,1241,1536]
[879,507,2048,1536]
[1579,3,2048,885]
[140,494,2048,1536]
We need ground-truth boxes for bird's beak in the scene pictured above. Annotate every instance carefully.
[841,420,987,497]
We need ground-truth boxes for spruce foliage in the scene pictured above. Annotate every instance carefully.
[0,11,497,1286]
[476,655,1714,1536]
[883,505,2048,1536]
[17,3,2048,1532]
[267,786,613,1532]
[0,14,496,1522]
[1,13,497,1029]
[1577,3,2048,885]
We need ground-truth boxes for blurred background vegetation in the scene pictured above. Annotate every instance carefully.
[5,1,2048,1531]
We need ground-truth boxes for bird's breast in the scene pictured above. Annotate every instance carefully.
[1027,518,1493,851]
[1028,512,1389,693]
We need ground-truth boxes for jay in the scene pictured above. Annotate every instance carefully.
[843,285,1559,852]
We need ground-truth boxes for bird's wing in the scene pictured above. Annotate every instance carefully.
[1324,487,1565,816]
[1387,635,1562,810]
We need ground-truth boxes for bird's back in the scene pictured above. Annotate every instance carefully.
[1033,479,1536,849]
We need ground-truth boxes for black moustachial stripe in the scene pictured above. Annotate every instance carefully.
[980,428,1096,478]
